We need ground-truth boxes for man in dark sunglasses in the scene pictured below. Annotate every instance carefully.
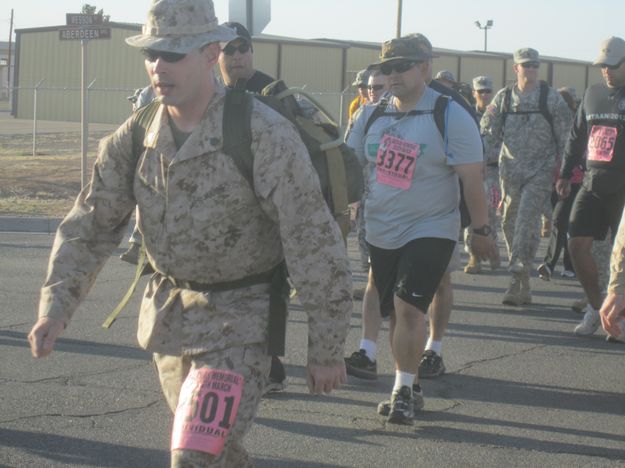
[218,21,275,93]
[27,0,352,465]
[481,47,572,307]
[346,34,495,425]
[367,71,388,104]
[557,36,625,340]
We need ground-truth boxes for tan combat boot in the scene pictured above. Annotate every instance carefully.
[502,273,523,306]
[520,270,532,304]
[464,255,482,274]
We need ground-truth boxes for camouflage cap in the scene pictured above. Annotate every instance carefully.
[372,35,434,66]
[594,36,625,66]
[125,0,236,53]
[435,70,456,82]
[472,75,493,91]
[352,69,371,86]
[513,47,540,64]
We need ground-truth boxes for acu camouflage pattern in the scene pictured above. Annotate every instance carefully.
[38,82,352,367]
[481,84,572,271]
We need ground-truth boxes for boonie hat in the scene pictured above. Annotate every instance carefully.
[472,75,493,91]
[435,70,456,82]
[352,69,371,86]
[223,21,252,44]
[514,48,540,64]
[126,0,236,53]
[594,36,625,66]
[371,36,433,66]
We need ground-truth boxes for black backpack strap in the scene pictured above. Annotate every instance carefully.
[500,86,512,137]
[538,80,556,141]
[363,98,389,134]
[222,85,255,187]
[433,94,450,141]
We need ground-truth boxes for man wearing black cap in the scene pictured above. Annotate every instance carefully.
[219,21,274,92]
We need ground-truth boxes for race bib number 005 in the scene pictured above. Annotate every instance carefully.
[375,134,421,190]
[171,368,243,456]
[588,125,617,162]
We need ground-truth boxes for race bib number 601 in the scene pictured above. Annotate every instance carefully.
[375,134,421,190]
[171,368,243,456]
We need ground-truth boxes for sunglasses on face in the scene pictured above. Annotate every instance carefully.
[368,84,385,91]
[222,42,251,56]
[520,62,540,69]
[477,89,492,94]
[380,60,421,75]
[142,48,187,63]
[601,60,625,70]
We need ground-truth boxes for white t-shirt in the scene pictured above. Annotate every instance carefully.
[346,86,482,249]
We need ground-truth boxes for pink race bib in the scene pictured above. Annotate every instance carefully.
[488,185,501,210]
[588,125,617,162]
[375,134,420,190]
[171,368,243,456]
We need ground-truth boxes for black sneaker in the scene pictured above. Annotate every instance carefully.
[418,350,445,379]
[377,385,424,416]
[386,386,414,425]
[344,349,377,380]
[264,355,287,394]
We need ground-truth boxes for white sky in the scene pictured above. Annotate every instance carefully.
[1,0,623,63]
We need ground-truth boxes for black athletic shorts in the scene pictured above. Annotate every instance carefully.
[367,237,456,317]
[568,185,625,242]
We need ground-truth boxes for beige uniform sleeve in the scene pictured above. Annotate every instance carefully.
[608,208,625,295]
[252,108,353,367]
[38,118,138,324]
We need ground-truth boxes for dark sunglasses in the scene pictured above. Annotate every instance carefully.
[477,89,492,94]
[222,42,251,56]
[368,84,385,91]
[380,60,421,75]
[141,48,187,63]
[520,62,540,69]
[601,60,625,70]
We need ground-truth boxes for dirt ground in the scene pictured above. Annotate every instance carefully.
[0,128,114,217]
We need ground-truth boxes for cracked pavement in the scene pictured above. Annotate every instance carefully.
[1,230,624,467]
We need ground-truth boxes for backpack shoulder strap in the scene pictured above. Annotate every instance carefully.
[131,99,160,159]
[223,85,255,188]
[433,94,450,140]
[364,98,389,134]
[539,80,556,139]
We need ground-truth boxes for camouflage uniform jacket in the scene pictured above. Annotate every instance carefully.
[608,207,625,295]
[37,83,352,365]
[481,84,571,182]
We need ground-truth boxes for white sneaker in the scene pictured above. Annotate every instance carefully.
[606,319,625,343]
[561,269,575,278]
[574,304,600,336]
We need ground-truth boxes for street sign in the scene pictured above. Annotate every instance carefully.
[66,13,105,26]
[228,0,271,35]
[59,27,111,41]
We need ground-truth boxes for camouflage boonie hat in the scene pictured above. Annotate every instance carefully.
[352,69,371,86]
[372,35,433,66]
[126,0,236,53]
[594,36,625,66]
[472,75,493,91]
[435,70,456,82]
[513,48,540,64]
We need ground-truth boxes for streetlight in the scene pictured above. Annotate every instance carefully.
[475,20,494,52]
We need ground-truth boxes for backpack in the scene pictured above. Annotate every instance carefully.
[363,94,472,229]
[500,80,555,141]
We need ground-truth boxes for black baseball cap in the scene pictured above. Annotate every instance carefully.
[223,21,252,43]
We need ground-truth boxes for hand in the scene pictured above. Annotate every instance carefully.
[599,293,625,338]
[556,179,571,199]
[28,317,66,358]
[470,233,497,263]
[306,361,346,395]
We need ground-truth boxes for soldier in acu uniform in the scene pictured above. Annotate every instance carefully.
[27,1,352,466]
[481,48,571,306]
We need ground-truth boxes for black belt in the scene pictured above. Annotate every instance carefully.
[167,268,275,292]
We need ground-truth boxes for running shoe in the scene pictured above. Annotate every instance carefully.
[344,349,377,380]
[418,350,446,378]
[574,304,601,336]
[377,385,424,416]
[386,386,415,425]
[561,269,576,278]
[606,319,625,343]
[537,263,552,281]
[264,356,287,394]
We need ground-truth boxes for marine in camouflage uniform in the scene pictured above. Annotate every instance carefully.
[28,1,352,467]
[481,48,571,305]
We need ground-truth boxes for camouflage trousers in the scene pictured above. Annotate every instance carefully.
[356,200,369,270]
[593,233,613,292]
[154,343,271,467]
[465,165,500,254]
[500,174,552,272]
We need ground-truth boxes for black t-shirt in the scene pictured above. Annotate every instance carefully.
[562,83,625,191]
[244,70,275,93]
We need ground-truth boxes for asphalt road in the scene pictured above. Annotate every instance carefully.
[1,230,624,467]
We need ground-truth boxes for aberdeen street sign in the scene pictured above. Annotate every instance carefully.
[60,13,111,41]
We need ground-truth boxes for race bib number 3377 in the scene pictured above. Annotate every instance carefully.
[375,134,421,190]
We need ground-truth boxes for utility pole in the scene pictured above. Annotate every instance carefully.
[396,0,402,38]
[7,9,13,103]
[474,20,494,52]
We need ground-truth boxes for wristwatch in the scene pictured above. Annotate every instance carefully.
[472,224,492,237]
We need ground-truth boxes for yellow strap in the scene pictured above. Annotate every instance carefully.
[102,246,147,329]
